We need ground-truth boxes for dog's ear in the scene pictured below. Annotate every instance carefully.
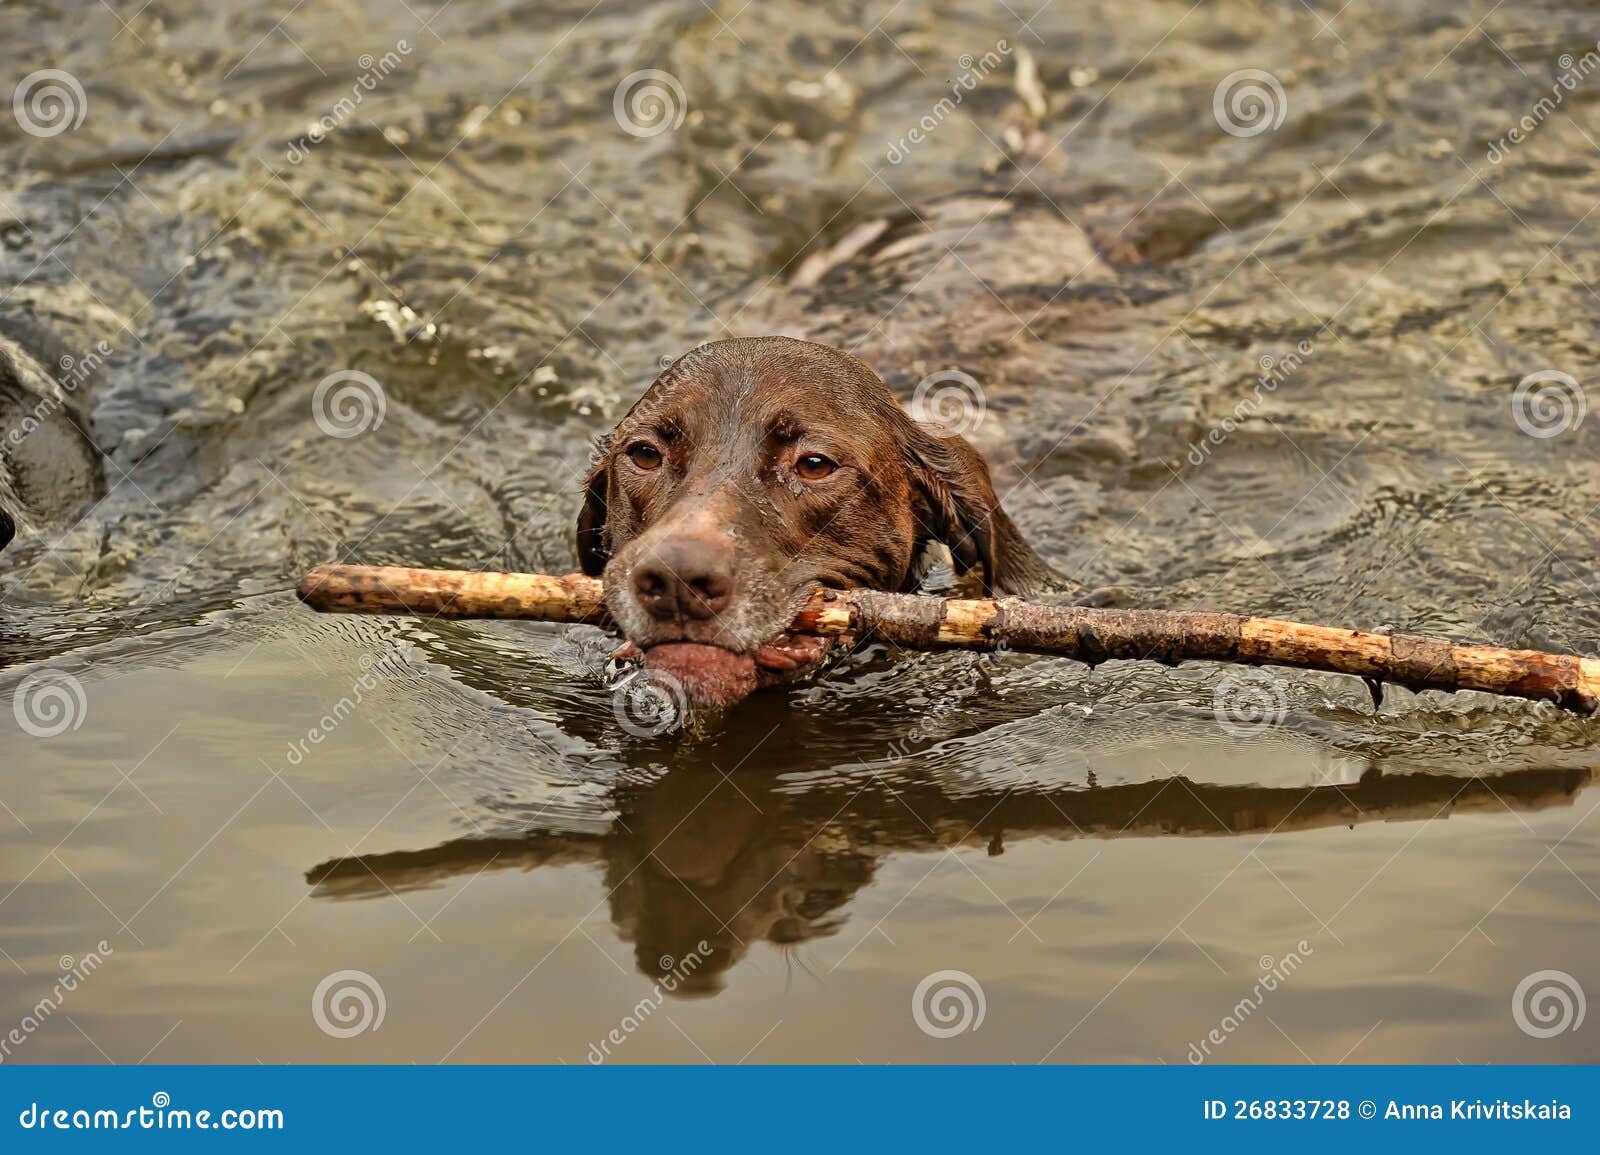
[906,428,1056,596]
[575,441,612,577]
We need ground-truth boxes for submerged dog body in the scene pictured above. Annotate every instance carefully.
[578,336,1053,709]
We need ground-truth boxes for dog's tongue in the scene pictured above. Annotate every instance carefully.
[643,643,759,710]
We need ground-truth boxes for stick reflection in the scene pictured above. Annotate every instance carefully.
[308,762,1591,995]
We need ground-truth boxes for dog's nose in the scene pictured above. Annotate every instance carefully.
[632,537,735,621]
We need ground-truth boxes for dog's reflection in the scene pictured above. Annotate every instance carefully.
[307,762,1591,994]
[600,768,878,991]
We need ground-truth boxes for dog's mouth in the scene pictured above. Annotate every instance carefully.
[613,634,834,712]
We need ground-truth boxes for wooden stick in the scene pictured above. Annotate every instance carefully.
[297,564,608,622]
[297,564,1600,714]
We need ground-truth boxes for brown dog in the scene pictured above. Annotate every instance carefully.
[577,335,1054,710]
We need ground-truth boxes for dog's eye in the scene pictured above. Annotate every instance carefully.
[794,453,838,481]
[625,442,663,470]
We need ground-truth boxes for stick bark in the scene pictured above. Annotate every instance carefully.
[297,564,1600,714]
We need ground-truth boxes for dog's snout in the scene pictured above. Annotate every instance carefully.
[631,536,735,621]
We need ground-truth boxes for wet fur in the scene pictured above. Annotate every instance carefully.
[577,336,1054,659]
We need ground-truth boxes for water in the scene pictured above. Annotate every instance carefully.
[2,0,1597,1063]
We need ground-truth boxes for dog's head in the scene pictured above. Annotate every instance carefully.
[578,336,1051,710]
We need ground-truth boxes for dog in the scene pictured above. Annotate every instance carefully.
[577,335,1055,711]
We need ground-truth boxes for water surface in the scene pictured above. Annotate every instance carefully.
[2,0,1598,1063]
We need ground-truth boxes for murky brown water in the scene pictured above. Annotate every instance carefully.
[2,0,1598,1063]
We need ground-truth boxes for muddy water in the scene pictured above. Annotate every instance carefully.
[2,0,1598,1064]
